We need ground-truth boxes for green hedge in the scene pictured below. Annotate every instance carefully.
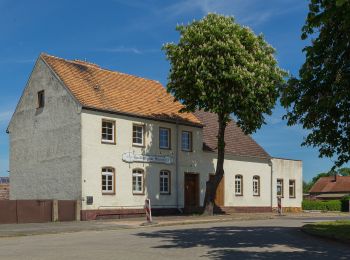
[302,199,343,211]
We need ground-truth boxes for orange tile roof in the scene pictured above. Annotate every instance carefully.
[41,53,202,126]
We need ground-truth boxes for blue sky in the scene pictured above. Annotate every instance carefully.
[0,0,344,180]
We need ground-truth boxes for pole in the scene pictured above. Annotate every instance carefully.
[144,198,152,223]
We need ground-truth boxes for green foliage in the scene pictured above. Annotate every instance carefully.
[163,13,286,134]
[303,220,350,242]
[280,0,350,167]
[302,199,342,211]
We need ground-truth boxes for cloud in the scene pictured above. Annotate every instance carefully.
[0,111,12,125]
[161,0,305,26]
[95,46,159,55]
[0,58,35,64]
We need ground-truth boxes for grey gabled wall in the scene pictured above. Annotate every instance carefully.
[8,57,82,200]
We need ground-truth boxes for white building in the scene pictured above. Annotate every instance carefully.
[7,54,302,220]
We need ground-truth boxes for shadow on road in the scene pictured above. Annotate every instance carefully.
[135,225,350,259]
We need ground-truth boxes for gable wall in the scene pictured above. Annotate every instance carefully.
[8,58,82,200]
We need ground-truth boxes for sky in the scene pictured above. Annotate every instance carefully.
[0,0,344,181]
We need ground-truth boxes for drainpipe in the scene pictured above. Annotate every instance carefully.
[175,121,182,213]
[270,158,273,210]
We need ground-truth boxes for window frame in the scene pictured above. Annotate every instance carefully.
[132,124,145,147]
[159,170,171,195]
[132,169,145,195]
[277,178,284,198]
[253,175,260,196]
[159,127,171,150]
[101,167,115,195]
[181,131,193,152]
[37,90,45,109]
[235,175,243,196]
[101,119,116,144]
[289,179,296,198]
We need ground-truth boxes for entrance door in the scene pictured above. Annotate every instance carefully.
[209,174,225,207]
[184,173,199,209]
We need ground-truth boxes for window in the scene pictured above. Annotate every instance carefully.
[289,180,296,198]
[102,167,115,194]
[160,170,170,194]
[277,179,284,197]
[235,175,243,196]
[253,176,260,196]
[159,127,170,149]
[133,124,144,146]
[37,90,45,108]
[101,120,115,143]
[132,169,144,194]
[181,131,192,151]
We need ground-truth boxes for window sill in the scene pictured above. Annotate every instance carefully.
[181,149,192,152]
[132,192,145,196]
[235,194,243,196]
[102,192,115,195]
[101,140,116,145]
[132,143,145,148]
[289,196,296,199]
[159,147,171,150]
[253,194,260,197]
[160,192,171,195]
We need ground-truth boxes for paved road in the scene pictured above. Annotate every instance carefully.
[0,217,349,260]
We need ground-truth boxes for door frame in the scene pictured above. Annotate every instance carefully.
[184,172,200,208]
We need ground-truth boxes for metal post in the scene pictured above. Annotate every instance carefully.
[144,198,152,223]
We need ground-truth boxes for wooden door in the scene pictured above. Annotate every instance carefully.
[184,173,199,208]
[209,174,225,207]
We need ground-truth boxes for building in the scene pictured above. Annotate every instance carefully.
[309,175,350,200]
[0,177,9,200]
[7,53,302,220]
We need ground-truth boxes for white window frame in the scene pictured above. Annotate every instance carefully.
[102,120,115,143]
[277,179,284,197]
[102,167,114,194]
[159,127,170,149]
[160,170,170,194]
[235,175,243,196]
[253,176,260,196]
[289,180,296,198]
[132,124,144,146]
[132,169,144,194]
[181,131,192,152]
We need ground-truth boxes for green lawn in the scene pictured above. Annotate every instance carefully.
[302,220,350,243]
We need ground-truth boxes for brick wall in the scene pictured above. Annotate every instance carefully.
[0,184,9,200]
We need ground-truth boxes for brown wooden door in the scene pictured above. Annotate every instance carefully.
[209,175,225,207]
[184,173,199,208]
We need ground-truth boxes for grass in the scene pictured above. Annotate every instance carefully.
[302,220,350,243]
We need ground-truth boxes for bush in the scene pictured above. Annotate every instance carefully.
[302,199,342,211]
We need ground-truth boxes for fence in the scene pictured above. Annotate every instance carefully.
[0,200,79,224]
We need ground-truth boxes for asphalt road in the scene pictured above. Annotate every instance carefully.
[0,217,349,260]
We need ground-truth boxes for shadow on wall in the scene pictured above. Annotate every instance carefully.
[135,225,350,259]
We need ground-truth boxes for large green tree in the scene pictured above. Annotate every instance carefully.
[280,0,350,167]
[163,14,286,215]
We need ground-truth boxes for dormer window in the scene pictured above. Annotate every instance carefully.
[37,90,45,108]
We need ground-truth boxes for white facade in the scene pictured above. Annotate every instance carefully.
[8,55,303,215]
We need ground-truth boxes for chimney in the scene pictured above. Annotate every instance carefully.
[334,173,337,182]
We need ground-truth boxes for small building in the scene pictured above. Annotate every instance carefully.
[0,177,9,200]
[309,176,350,200]
[7,53,303,220]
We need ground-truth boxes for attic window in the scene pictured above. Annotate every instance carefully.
[37,90,45,108]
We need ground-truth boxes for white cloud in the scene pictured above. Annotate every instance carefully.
[96,46,159,55]
[0,58,34,64]
[161,0,305,26]
[0,111,12,124]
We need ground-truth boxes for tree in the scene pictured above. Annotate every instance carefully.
[280,0,350,168]
[163,14,286,215]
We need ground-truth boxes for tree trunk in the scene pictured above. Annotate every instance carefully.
[203,113,227,215]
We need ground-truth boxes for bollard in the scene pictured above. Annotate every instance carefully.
[277,196,282,216]
[144,198,152,223]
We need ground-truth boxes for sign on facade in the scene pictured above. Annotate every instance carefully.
[122,152,173,165]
